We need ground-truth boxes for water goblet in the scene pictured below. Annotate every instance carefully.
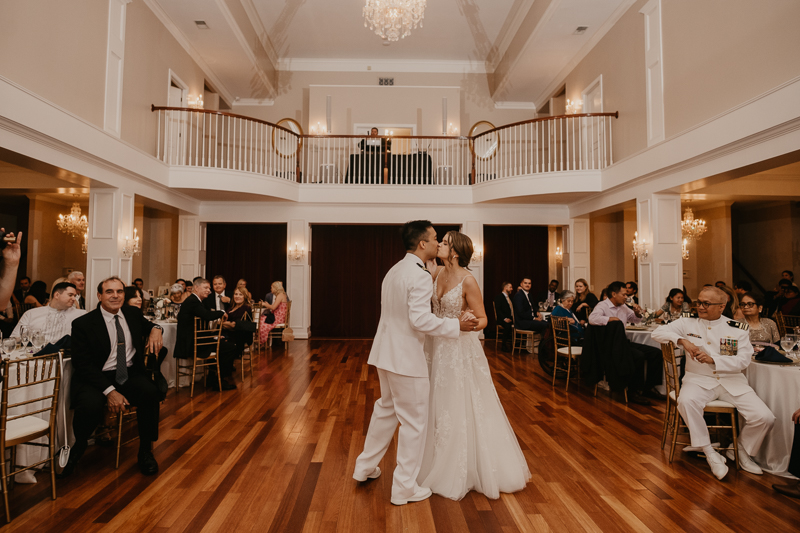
[780,336,794,355]
[2,337,17,359]
[31,331,46,354]
[19,326,29,350]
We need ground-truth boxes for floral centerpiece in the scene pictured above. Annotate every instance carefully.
[640,307,657,326]
[152,296,174,320]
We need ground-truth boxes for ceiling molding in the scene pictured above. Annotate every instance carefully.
[142,0,235,106]
[278,58,489,74]
[232,98,275,107]
[532,0,638,109]
[238,0,280,67]
[489,0,537,71]
[494,101,537,110]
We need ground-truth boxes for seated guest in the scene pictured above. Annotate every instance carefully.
[204,275,231,312]
[133,278,151,300]
[493,281,515,351]
[62,276,164,477]
[512,278,549,334]
[260,281,288,345]
[783,270,795,282]
[778,284,800,317]
[175,277,237,391]
[24,280,48,308]
[67,270,86,309]
[573,278,598,325]
[625,281,639,305]
[12,276,31,307]
[765,278,793,317]
[652,286,775,480]
[237,278,247,291]
[174,279,187,291]
[772,406,800,498]
[740,292,780,345]
[720,285,745,321]
[655,288,690,323]
[12,281,86,343]
[537,279,560,310]
[551,290,584,343]
[222,287,254,355]
[734,280,752,297]
[124,286,144,309]
[168,283,188,305]
[715,280,727,289]
[589,281,664,404]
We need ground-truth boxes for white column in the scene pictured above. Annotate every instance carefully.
[177,216,203,281]
[636,193,682,309]
[86,187,134,308]
[286,219,310,339]
[563,218,590,290]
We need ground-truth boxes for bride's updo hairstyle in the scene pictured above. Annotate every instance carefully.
[444,230,474,270]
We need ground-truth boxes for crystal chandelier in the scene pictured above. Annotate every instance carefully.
[56,201,89,239]
[681,207,707,242]
[363,0,426,42]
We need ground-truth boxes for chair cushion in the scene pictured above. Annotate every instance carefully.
[5,415,50,442]
[557,346,582,355]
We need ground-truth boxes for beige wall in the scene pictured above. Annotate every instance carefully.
[26,198,88,288]
[691,204,733,296]
[662,0,800,138]
[590,212,624,293]
[138,207,178,295]
[0,0,108,128]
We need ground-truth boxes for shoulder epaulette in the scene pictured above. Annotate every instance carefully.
[681,312,697,318]
[727,320,749,331]
[417,263,430,274]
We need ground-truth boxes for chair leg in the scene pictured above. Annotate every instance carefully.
[661,401,672,450]
[594,383,598,397]
[115,413,123,469]
[669,411,682,463]
[2,448,10,523]
[190,357,198,398]
[623,388,628,403]
[216,358,222,391]
[730,411,740,469]
[50,433,57,500]
[565,356,572,392]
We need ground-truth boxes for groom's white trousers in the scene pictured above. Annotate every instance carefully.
[354,369,430,500]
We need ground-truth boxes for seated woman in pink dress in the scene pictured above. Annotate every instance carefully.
[260,281,288,344]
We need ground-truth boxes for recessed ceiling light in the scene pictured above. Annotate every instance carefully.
[574,26,588,35]
[195,21,210,29]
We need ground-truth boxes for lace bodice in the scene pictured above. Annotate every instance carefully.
[433,274,468,319]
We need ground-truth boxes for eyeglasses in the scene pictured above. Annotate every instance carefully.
[740,302,758,308]
[696,300,724,308]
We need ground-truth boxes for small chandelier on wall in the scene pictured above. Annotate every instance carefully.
[57,200,89,239]
[681,207,707,242]
[363,0,426,42]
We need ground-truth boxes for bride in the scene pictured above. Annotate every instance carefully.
[418,231,531,500]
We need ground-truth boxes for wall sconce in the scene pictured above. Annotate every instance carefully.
[632,231,648,259]
[471,245,483,263]
[447,122,459,136]
[555,246,563,263]
[82,232,88,255]
[289,242,305,261]
[310,122,324,135]
[566,99,583,114]
[187,94,204,109]
[682,238,689,260]
[122,228,141,258]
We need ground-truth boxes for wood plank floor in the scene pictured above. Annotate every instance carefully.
[4,340,800,532]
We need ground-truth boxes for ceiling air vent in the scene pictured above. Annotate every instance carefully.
[195,21,210,30]
[574,26,588,35]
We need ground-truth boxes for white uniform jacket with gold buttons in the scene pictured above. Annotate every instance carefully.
[367,253,460,378]
[651,316,754,396]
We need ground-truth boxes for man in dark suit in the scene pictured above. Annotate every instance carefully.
[63,276,164,477]
[175,277,237,391]
[203,275,232,312]
[513,278,549,334]
[493,281,515,351]
[537,279,560,310]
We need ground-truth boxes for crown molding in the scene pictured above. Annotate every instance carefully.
[494,101,537,110]
[142,0,234,107]
[278,58,489,74]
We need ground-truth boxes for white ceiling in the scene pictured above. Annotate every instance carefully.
[148,0,634,106]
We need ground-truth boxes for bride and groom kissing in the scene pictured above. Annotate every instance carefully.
[353,220,530,505]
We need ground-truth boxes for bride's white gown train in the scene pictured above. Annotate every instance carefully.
[418,275,531,500]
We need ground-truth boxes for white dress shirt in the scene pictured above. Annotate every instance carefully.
[215,291,224,310]
[12,305,87,344]
[588,298,641,326]
[100,306,136,395]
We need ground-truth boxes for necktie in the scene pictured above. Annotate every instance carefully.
[114,315,128,385]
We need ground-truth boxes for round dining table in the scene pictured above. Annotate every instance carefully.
[152,320,178,387]
[745,358,800,477]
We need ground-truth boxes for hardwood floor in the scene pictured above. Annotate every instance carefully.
[4,340,800,532]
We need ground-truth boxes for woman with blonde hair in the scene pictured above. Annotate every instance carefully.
[720,284,744,322]
[259,281,288,345]
[418,230,530,501]
[573,278,598,325]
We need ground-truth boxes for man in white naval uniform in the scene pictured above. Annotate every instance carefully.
[652,286,774,480]
[353,220,479,505]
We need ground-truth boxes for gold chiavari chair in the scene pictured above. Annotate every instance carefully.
[176,318,223,397]
[776,311,800,338]
[239,309,257,381]
[551,316,582,391]
[492,302,513,355]
[267,301,292,350]
[251,304,263,355]
[660,342,740,468]
[775,311,787,338]
[511,328,535,356]
[0,351,62,523]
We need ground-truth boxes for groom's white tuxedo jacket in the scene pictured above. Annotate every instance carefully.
[368,253,460,378]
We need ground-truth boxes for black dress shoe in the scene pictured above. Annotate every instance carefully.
[629,394,652,406]
[56,457,79,479]
[642,388,667,400]
[138,451,159,475]
[209,378,236,391]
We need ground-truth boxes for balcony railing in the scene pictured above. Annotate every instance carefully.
[151,106,617,185]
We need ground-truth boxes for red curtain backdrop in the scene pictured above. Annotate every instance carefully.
[205,223,287,302]
[311,223,460,338]
[482,225,550,338]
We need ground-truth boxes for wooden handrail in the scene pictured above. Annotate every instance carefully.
[152,105,618,141]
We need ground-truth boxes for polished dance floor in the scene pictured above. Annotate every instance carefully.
[6,340,800,532]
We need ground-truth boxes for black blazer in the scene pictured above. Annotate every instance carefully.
[71,305,155,401]
[512,290,534,323]
[494,293,513,324]
[203,289,232,312]
[75,294,86,310]
[175,294,225,360]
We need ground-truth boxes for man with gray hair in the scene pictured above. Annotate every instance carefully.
[67,270,86,309]
[652,286,774,480]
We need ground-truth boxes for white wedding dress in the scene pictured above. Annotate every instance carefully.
[418,274,531,500]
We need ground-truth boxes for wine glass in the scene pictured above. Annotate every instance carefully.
[31,331,46,354]
[780,336,794,355]
[19,326,29,350]
[2,337,17,359]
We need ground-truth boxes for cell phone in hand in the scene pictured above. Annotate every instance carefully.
[0,229,18,248]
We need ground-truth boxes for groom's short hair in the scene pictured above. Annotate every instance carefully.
[401,220,433,251]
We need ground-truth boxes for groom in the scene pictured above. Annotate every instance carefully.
[353,220,479,505]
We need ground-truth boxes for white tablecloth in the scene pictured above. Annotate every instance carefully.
[625,325,676,395]
[745,360,800,476]
[153,321,177,387]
